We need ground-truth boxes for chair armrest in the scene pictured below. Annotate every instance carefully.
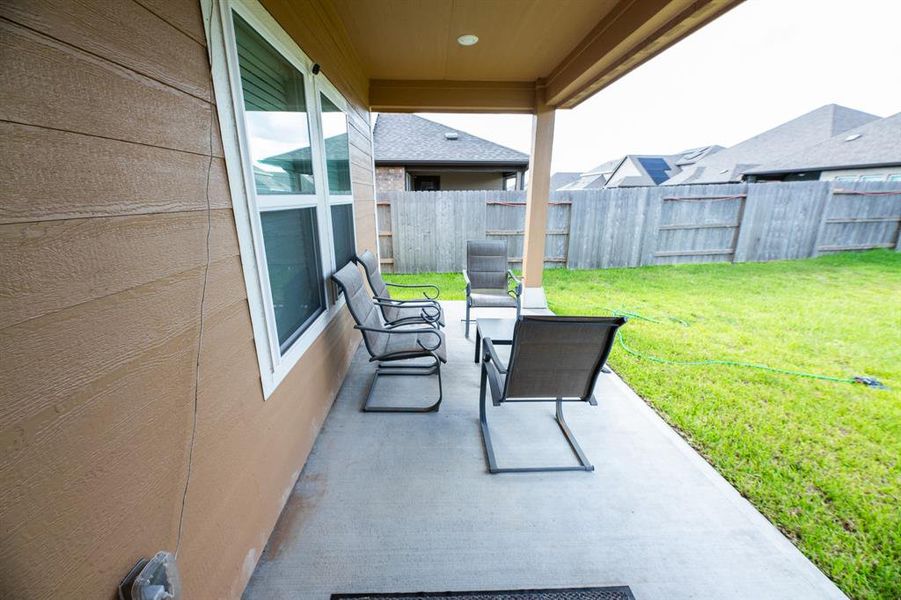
[462,269,472,295]
[385,281,440,300]
[382,306,442,329]
[373,296,439,308]
[355,324,442,352]
[507,270,523,297]
[482,337,508,374]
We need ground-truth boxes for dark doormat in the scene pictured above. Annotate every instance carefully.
[332,587,635,599]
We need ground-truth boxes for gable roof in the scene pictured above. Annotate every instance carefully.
[673,145,724,166]
[550,172,582,190]
[745,112,901,176]
[558,173,607,190]
[605,155,681,187]
[663,104,881,185]
[374,113,529,166]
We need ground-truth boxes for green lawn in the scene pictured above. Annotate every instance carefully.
[386,250,901,600]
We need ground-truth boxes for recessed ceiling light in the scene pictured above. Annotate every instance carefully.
[457,34,479,46]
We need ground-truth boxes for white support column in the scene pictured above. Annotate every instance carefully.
[520,87,555,309]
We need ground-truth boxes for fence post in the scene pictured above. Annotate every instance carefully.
[731,183,755,263]
[809,182,834,258]
[638,188,663,266]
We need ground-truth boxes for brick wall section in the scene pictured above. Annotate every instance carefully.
[376,166,406,193]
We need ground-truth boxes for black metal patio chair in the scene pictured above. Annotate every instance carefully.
[478,315,626,473]
[332,261,447,413]
[356,249,445,328]
[464,240,521,337]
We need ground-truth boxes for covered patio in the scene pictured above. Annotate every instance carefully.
[244,303,844,599]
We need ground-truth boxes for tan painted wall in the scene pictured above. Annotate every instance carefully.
[0,1,374,598]
[418,171,507,191]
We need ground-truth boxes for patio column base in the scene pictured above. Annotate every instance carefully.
[521,286,548,310]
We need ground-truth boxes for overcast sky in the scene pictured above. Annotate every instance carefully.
[417,0,901,174]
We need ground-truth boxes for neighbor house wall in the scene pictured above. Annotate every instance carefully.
[0,1,374,598]
[376,165,407,192]
[430,171,507,190]
[819,166,901,181]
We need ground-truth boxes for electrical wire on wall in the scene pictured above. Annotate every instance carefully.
[174,28,216,559]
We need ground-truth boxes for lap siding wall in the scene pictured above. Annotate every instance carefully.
[0,1,375,598]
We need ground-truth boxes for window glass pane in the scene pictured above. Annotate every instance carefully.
[233,14,315,195]
[320,94,352,194]
[331,203,356,269]
[260,208,325,351]
[887,174,901,181]
[860,175,885,181]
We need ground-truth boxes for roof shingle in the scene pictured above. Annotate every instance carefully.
[663,104,880,185]
[374,114,529,166]
[745,112,901,175]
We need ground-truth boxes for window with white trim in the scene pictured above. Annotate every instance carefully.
[319,91,356,267]
[213,0,358,396]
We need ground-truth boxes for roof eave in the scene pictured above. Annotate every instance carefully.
[745,161,901,176]
[374,159,530,168]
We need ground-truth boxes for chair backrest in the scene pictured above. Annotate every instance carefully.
[503,316,627,401]
[331,261,388,357]
[466,240,508,290]
[356,250,389,299]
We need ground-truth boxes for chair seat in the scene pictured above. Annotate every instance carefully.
[469,289,517,308]
[382,328,447,362]
[383,302,445,327]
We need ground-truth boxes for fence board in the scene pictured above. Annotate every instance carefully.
[737,181,830,262]
[817,181,901,254]
[657,183,746,264]
[376,181,901,273]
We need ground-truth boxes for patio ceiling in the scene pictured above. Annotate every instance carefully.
[329,0,743,112]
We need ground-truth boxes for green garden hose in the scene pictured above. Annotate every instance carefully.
[607,308,886,389]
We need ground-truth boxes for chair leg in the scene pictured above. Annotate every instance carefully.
[363,357,442,413]
[480,395,595,474]
[555,401,594,472]
[465,302,471,338]
[479,363,500,474]
[473,326,481,363]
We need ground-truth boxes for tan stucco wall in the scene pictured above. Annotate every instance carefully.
[0,1,374,598]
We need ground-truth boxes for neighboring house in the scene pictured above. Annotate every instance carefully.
[549,171,581,190]
[374,113,529,192]
[557,146,720,190]
[606,154,680,187]
[664,104,880,185]
[744,112,901,183]
[557,158,617,190]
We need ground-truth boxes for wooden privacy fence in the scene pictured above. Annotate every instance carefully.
[376,181,901,273]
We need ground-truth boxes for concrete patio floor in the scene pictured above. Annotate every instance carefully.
[243,302,845,599]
